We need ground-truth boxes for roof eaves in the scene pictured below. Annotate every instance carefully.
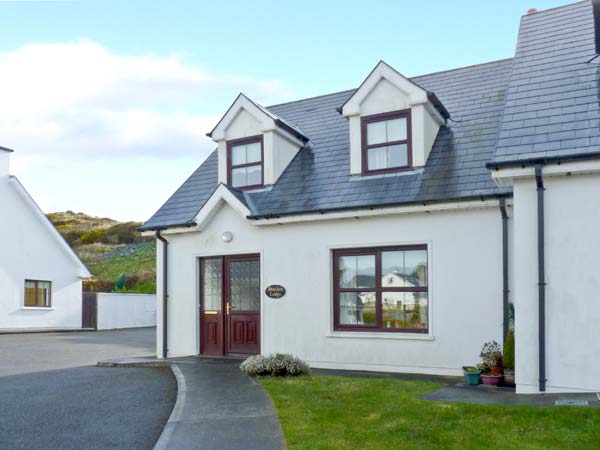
[487,151,600,170]
[247,193,512,220]
[0,145,14,153]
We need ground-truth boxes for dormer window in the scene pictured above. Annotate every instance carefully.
[227,135,263,189]
[340,61,448,176]
[362,109,412,175]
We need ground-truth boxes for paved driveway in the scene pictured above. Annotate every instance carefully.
[0,328,176,450]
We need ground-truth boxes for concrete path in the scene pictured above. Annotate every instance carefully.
[422,384,600,407]
[102,357,285,450]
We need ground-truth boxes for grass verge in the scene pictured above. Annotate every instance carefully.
[260,375,600,450]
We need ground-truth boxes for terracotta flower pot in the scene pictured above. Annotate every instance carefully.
[480,374,503,386]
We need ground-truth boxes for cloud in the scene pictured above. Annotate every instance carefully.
[0,40,294,160]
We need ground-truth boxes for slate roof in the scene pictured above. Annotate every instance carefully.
[141,0,600,230]
[491,0,600,166]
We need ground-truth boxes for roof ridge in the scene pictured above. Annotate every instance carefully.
[520,0,589,18]
[267,58,514,110]
[410,58,514,80]
[267,88,356,109]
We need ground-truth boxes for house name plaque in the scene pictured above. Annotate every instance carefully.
[265,285,286,299]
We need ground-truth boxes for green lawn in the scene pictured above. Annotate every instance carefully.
[260,375,600,450]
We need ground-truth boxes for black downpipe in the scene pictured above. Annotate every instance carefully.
[499,198,509,344]
[535,165,547,392]
[155,230,169,359]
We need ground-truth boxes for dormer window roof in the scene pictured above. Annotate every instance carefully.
[207,93,308,143]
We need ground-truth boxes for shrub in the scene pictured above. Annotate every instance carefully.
[80,229,105,245]
[503,330,515,370]
[240,353,309,377]
[83,278,115,293]
[240,355,271,376]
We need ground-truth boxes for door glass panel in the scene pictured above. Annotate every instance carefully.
[339,292,376,326]
[202,259,222,311]
[229,260,260,311]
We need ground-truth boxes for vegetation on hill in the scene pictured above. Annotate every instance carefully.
[47,211,155,293]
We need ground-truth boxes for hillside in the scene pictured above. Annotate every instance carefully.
[47,211,155,293]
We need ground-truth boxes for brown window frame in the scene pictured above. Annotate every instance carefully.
[227,135,264,190]
[361,109,413,175]
[332,245,428,333]
[24,279,52,308]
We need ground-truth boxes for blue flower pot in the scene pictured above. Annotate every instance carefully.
[462,366,481,385]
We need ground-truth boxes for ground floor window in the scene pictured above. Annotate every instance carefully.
[24,280,52,307]
[332,245,428,333]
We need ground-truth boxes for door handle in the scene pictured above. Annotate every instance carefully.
[226,302,231,315]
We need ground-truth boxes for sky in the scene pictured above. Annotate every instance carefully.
[0,0,568,222]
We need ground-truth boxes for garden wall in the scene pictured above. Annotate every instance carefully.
[96,293,156,330]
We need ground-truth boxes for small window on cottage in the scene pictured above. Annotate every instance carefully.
[362,109,412,174]
[24,280,52,307]
[227,136,263,189]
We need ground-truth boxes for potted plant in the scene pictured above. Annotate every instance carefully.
[478,340,503,386]
[503,330,515,386]
[462,366,481,385]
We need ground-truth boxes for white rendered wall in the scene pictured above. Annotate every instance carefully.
[157,203,506,376]
[0,179,83,329]
[513,173,600,393]
[96,293,156,330]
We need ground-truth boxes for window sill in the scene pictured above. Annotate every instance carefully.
[21,306,54,311]
[350,167,424,181]
[326,331,434,341]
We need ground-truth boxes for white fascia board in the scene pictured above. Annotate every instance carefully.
[271,127,305,147]
[491,159,600,187]
[249,198,505,226]
[154,184,252,236]
[9,176,91,278]
[342,61,428,117]
[194,185,251,231]
[423,101,446,126]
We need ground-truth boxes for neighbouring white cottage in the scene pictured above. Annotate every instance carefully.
[0,147,90,330]
[142,0,600,394]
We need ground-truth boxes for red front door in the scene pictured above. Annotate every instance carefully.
[200,254,260,355]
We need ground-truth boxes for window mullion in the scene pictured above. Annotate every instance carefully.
[375,250,382,329]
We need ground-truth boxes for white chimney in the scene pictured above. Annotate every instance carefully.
[0,146,13,177]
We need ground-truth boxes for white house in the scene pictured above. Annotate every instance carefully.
[0,147,90,330]
[142,0,600,394]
